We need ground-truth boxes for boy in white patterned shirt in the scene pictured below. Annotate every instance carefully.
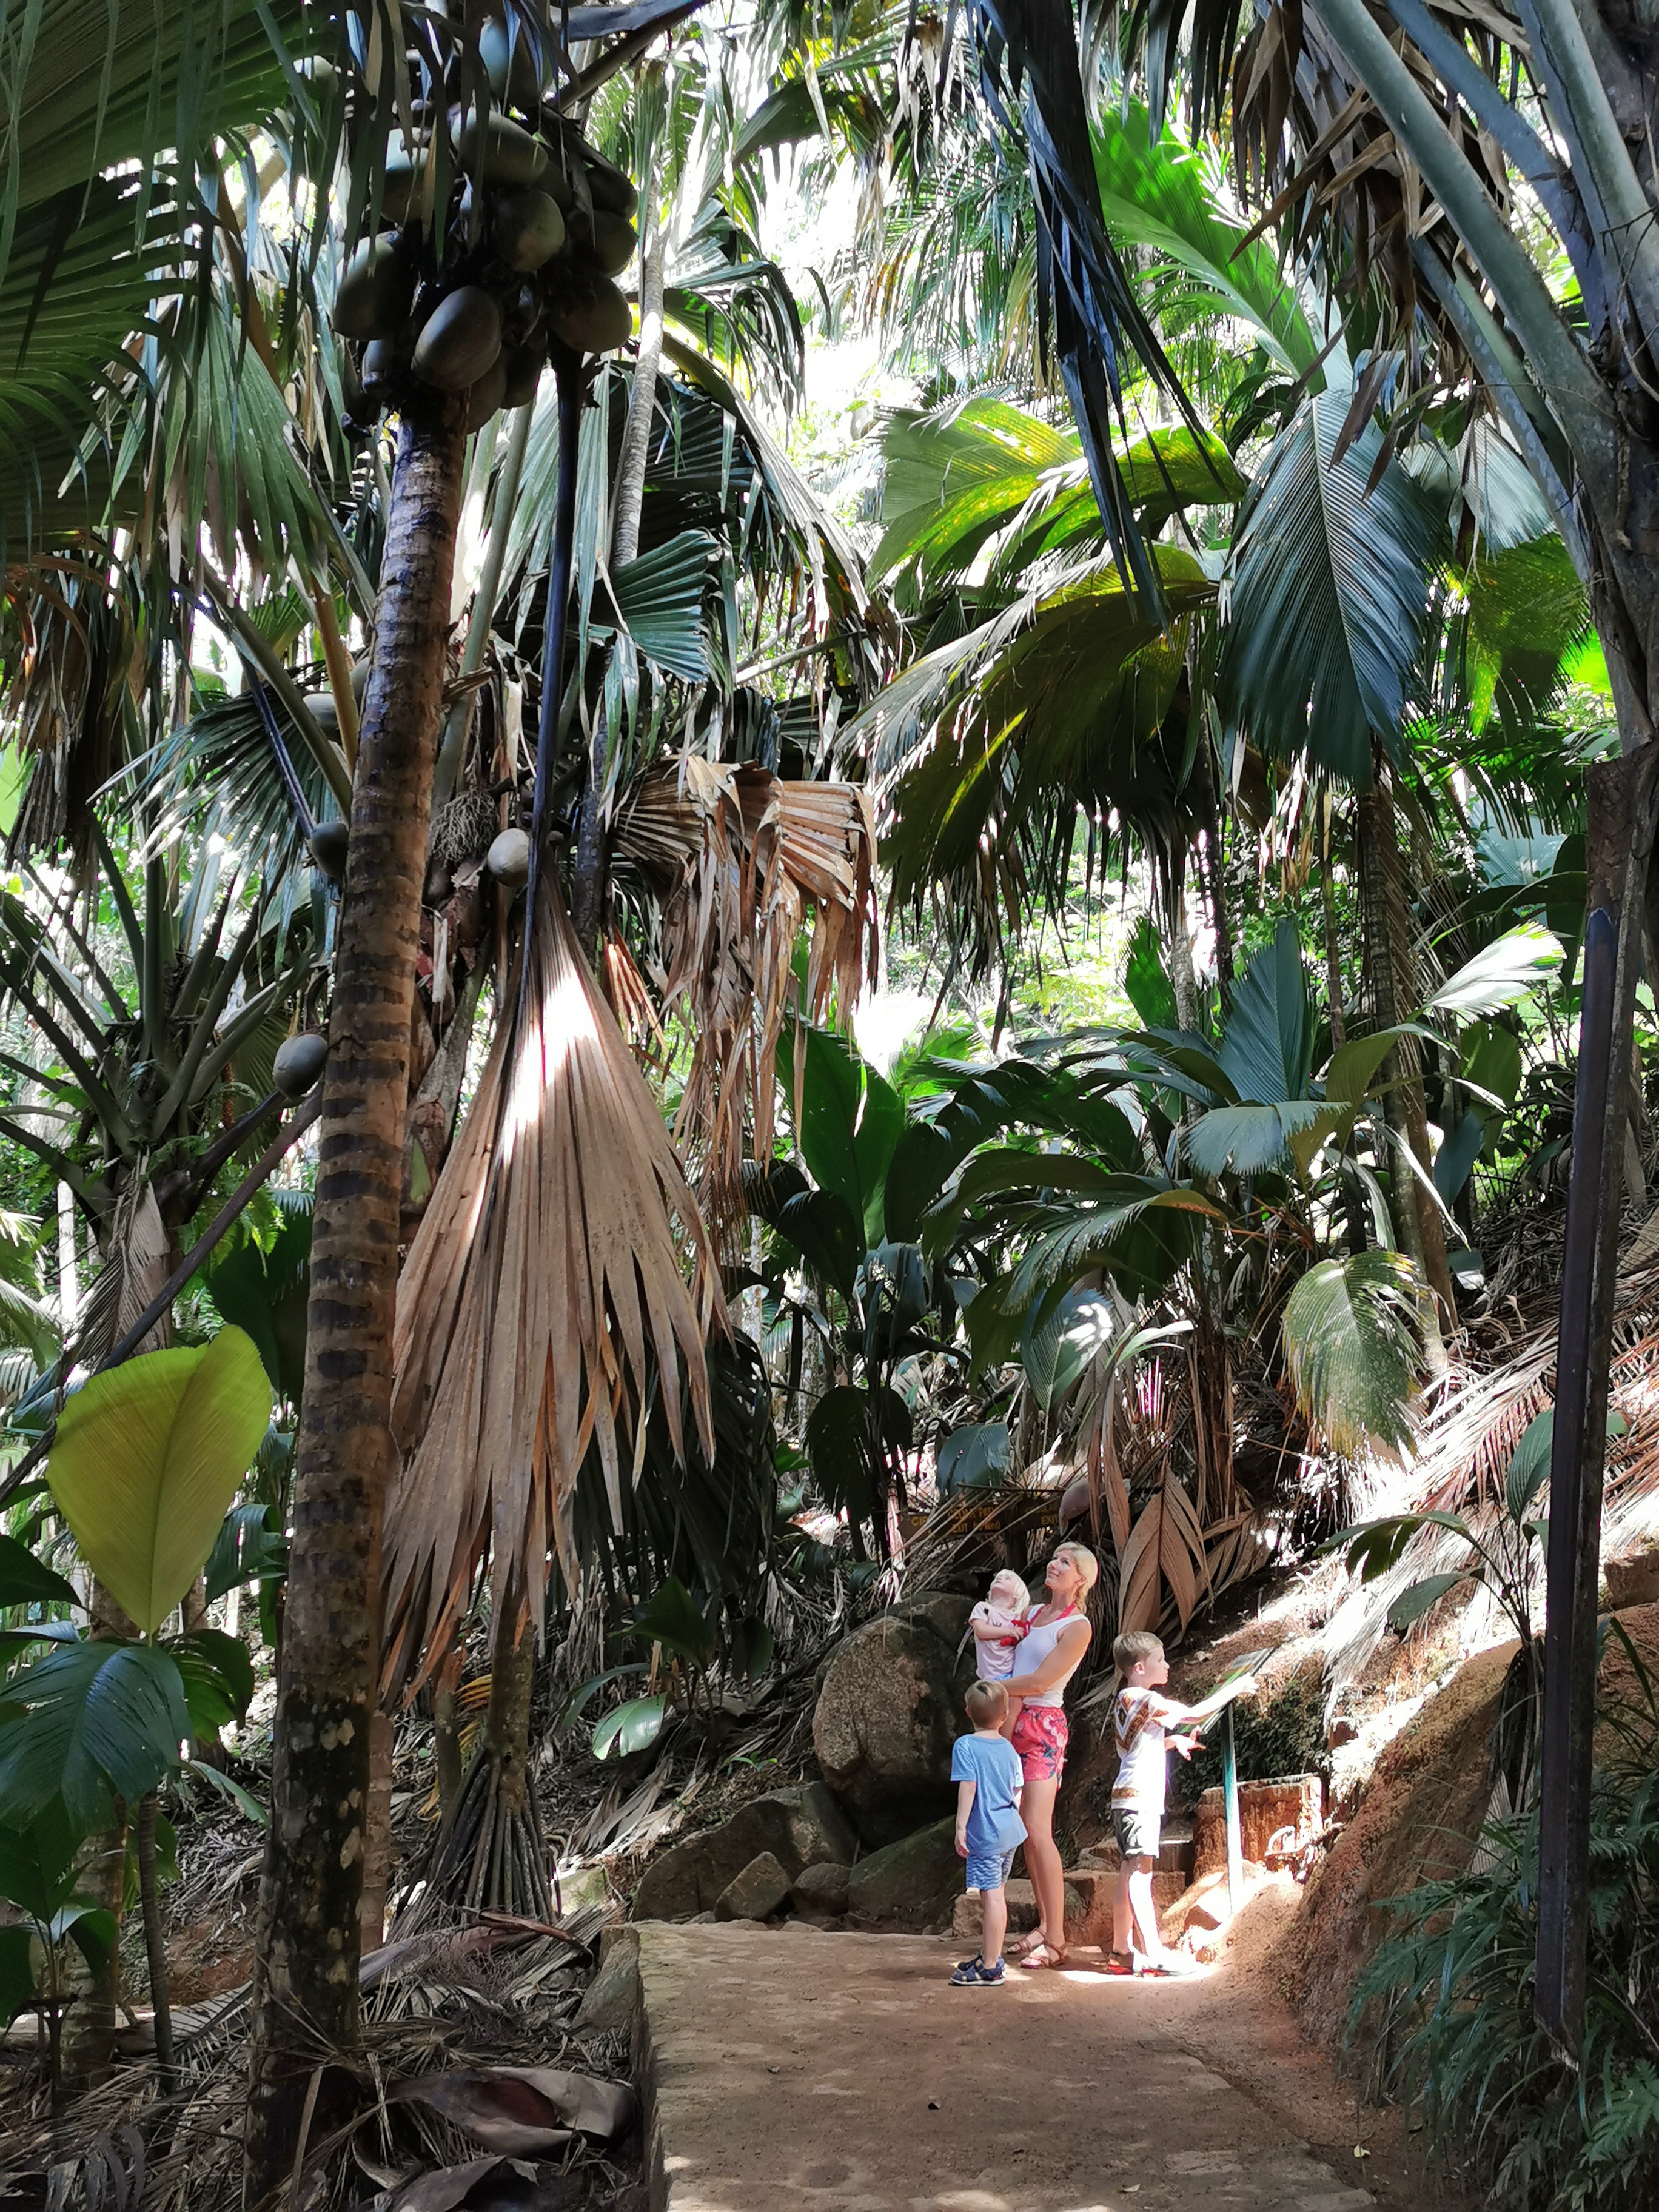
[1108,1630,1256,1977]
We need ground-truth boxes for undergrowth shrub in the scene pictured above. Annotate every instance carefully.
[1175,1669,1331,1809]
[1354,1624,1659,2210]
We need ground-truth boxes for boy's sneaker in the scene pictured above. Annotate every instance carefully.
[950,1957,1005,1985]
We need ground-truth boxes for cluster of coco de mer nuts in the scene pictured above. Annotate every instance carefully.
[332,23,638,427]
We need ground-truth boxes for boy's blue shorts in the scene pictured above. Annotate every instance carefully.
[965,1846,1017,1893]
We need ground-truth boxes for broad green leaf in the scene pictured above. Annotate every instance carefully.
[936,1421,1011,1493]
[1124,916,1178,1031]
[0,1797,80,1922]
[46,1329,272,1633]
[807,1384,876,1520]
[628,1577,716,1673]
[1222,392,1445,785]
[728,1618,774,1681]
[1424,927,1561,1018]
[204,1500,287,1604]
[1433,1111,1486,1204]
[182,1757,267,1826]
[0,1532,79,1613]
[882,1121,959,1243]
[1092,101,1320,377]
[203,1204,312,1403]
[555,1664,651,1741]
[791,1027,905,1246]
[172,1629,256,1738]
[1216,922,1313,1104]
[593,1694,667,1761]
[1281,1250,1429,1463]
[1022,1285,1116,1409]
[1461,1020,1523,1113]
[55,1902,117,1975]
[0,1641,190,1831]
[1387,1571,1475,1634]
[1506,1410,1555,1526]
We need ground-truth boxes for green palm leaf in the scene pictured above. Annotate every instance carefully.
[871,396,1244,592]
[1091,101,1321,379]
[1221,390,1446,786]
[1281,1249,1429,1462]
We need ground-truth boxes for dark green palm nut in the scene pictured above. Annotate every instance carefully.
[413,286,504,390]
[587,210,637,276]
[479,16,548,110]
[380,144,431,224]
[581,147,638,218]
[451,106,548,186]
[465,355,509,430]
[333,236,412,339]
[546,276,632,355]
[500,346,543,409]
[494,186,566,272]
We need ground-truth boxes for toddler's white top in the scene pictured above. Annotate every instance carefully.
[969,1601,1023,1681]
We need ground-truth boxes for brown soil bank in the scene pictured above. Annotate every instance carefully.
[1279,1597,1659,2055]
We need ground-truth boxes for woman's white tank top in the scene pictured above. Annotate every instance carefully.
[1018,1604,1084,1708]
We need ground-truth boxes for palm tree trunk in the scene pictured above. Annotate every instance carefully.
[423,1606,550,1918]
[59,1579,135,2091]
[1356,772,1453,1351]
[357,1708,395,1956]
[136,1789,174,2090]
[1319,805,1346,1048]
[246,389,468,2194]
[571,184,664,957]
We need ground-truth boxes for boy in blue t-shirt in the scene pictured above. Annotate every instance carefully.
[950,1679,1027,1986]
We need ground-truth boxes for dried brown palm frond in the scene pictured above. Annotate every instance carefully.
[383,875,726,1698]
[1323,1258,1659,1696]
[611,757,879,1214]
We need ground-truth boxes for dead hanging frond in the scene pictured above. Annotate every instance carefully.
[611,759,879,1212]
[1322,1256,1659,1698]
[383,876,726,1699]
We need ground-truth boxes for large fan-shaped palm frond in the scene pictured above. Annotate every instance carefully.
[1221,389,1446,787]
[383,876,726,1697]
[871,395,1244,596]
[848,544,1214,968]
[1090,101,1321,378]
[1281,1248,1429,1463]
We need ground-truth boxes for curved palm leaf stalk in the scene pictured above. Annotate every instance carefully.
[246,388,468,2187]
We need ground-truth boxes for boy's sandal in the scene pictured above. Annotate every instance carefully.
[950,1958,1005,1985]
[1018,1940,1067,1969]
[954,1951,984,1975]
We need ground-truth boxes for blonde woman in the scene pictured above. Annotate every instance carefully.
[998,1541,1095,1969]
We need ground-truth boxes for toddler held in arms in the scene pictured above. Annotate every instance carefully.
[968,1569,1030,1678]
[950,1680,1027,1986]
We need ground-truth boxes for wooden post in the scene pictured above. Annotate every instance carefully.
[1221,1703,1242,1920]
[1536,750,1655,2048]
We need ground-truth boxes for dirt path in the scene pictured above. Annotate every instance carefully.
[634,1903,1434,2212]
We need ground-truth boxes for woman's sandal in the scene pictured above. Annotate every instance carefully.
[1010,1931,1045,1960]
[1018,1940,1068,1969]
